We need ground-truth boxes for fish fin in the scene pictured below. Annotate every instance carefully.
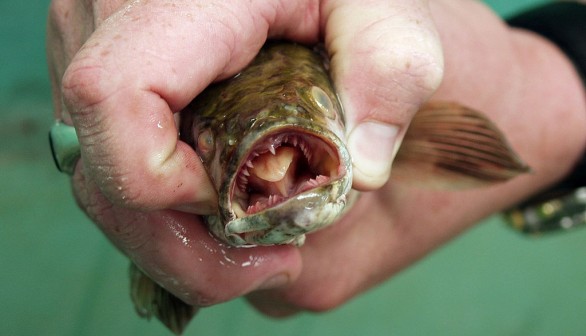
[392,102,530,189]
[129,263,198,335]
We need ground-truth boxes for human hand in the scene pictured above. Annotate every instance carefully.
[46,0,586,322]
[47,0,443,307]
[246,0,586,315]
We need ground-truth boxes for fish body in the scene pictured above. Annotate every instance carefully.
[131,42,529,334]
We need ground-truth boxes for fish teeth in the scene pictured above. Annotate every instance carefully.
[300,142,311,161]
[237,173,248,192]
[242,168,250,177]
[267,194,285,207]
[269,144,276,155]
[247,201,260,214]
[233,202,247,218]
[255,200,264,212]
[246,160,254,168]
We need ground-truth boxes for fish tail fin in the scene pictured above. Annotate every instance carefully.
[129,263,198,335]
[393,102,530,189]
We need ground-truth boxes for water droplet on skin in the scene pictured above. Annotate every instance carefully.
[165,216,193,248]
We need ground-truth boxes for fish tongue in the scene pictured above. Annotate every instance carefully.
[249,146,298,197]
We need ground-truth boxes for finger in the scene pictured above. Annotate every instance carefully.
[61,0,322,211]
[322,0,444,190]
[72,164,303,305]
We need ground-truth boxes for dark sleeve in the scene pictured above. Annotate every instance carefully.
[508,2,586,83]
[508,2,586,198]
[503,2,585,233]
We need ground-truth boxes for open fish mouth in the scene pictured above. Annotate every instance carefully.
[213,117,352,247]
[231,128,346,219]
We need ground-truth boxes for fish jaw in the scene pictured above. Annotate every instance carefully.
[211,117,352,247]
[226,182,349,246]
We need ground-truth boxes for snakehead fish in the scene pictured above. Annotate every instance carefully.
[129,42,529,334]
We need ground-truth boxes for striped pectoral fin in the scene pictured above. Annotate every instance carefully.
[392,102,530,189]
[129,263,198,335]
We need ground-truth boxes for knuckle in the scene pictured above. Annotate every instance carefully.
[352,14,445,99]
[351,45,444,125]
[370,43,444,97]
[62,59,111,114]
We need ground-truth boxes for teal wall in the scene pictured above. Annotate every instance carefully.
[3,1,585,335]
[488,0,550,15]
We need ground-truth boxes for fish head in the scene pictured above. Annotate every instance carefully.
[200,97,353,246]
[218,113,352,246]
[181,56,353,246]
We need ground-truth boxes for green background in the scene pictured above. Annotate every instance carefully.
[3,1,585,335]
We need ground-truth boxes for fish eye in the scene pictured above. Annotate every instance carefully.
[196,128,214,157]
[311,86,335,119]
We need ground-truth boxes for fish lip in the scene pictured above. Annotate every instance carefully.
[224,179,351,246]
[218,117,352,232]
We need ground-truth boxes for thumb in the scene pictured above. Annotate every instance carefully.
[323,0,444,190]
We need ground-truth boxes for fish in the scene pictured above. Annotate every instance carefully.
[129,42,529,334]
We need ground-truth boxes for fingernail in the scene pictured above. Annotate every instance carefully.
[347,121,399,189]
[256,273,290,291]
